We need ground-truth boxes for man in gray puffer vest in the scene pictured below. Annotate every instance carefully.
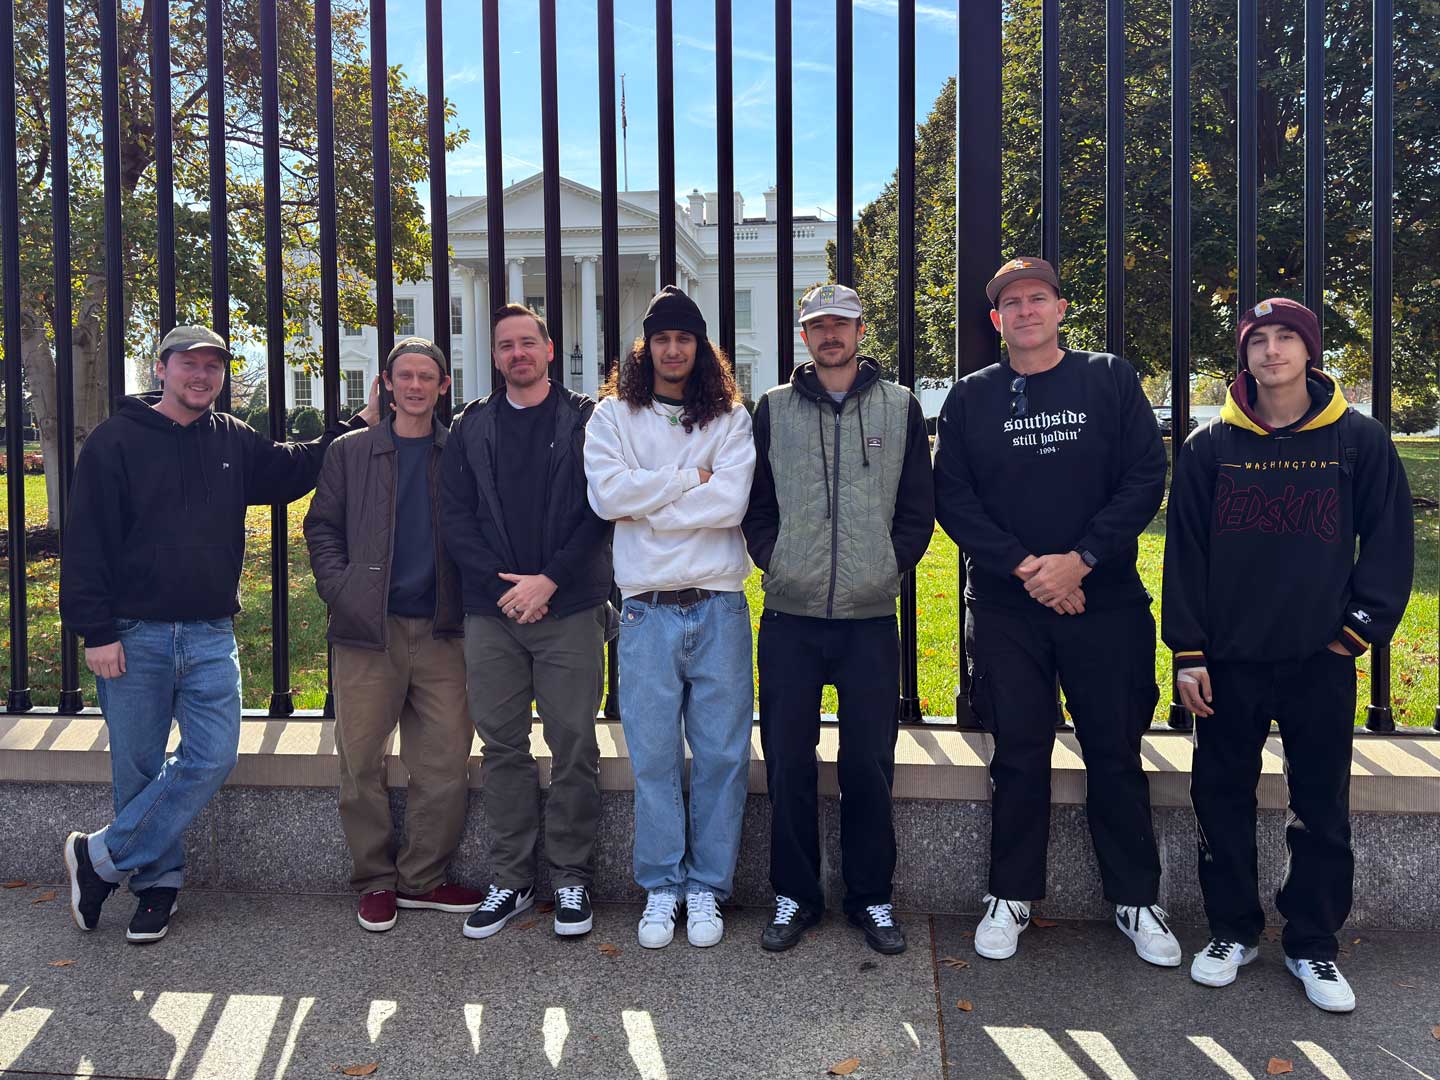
[743,283,934,956]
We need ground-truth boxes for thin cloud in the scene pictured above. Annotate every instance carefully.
[853,0,959,28]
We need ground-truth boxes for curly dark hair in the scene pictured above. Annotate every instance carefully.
[600,334,741,433]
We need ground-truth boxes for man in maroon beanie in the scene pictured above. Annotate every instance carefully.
[1163,297,1413,1012]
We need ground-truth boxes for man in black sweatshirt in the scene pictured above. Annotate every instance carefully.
[933,258,1178,968]
[59,325,376,944]
[1164,297,1413,1013]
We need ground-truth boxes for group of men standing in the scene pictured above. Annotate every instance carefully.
[57,254,1411,1015]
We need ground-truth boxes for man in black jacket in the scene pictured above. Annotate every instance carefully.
[60,324,376,944]
[933,258,1178,968]
[1165,297,1413,1012]
[441,303,612,942]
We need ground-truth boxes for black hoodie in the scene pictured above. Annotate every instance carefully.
[1162,370,1414,667]
[60,393,365,647]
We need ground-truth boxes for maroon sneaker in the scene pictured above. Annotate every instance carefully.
[358,890,398,932]
[396,882,486,913]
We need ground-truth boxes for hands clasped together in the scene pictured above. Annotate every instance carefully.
[1013,551,1090,616]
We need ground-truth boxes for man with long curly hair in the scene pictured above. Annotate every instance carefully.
[584,286,756,949]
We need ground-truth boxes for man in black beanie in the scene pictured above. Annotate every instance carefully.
[1165,297,1413,1011]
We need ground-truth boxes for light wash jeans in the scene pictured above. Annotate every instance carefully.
[89,618,242,893]
[618,591,753,901]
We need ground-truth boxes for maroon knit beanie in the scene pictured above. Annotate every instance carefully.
[1236,298,1322,374]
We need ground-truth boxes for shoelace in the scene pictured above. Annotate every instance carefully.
[983,895,1026,926]
[1305,960,1340,982]
[641,893,677,922]
[1121,905,1171,934]
[556,886,586,911]
[866,904,894,928]
[773,895,800,925]
[1204,938,1242,960]
[478,886,515,913]
[687,891,718,921]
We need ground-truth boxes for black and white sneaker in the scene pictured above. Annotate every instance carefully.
[126,887,178,943]
[849,903,906,955]
[1190,937,1259,987]
[63,831,116,931]
[760,895,821,952]
[554,885,593,937]
[462,885,534,940]
[1286,957,1356,1013]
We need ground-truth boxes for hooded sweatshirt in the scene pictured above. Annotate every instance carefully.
[1162,370,1413,667]
[60,393,363,648]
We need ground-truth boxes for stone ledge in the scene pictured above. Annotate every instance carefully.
[2,714,1437,814]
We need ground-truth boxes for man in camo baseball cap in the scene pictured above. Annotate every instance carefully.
[796,282,864,325]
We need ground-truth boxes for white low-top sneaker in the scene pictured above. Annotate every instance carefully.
[685,889,724,948]
[1115,905,1182,967]
[1190,938,1259,987]
[637,890,679,949]
[974,895,1030,960]
[1286,957,1356,1013]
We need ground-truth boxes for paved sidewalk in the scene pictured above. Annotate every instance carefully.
[1,886,1437,1079]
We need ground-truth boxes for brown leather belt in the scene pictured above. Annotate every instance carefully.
[637,588,717,606]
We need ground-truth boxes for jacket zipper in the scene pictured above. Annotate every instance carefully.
[825,401,843,618]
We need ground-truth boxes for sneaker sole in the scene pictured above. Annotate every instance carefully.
[687,925,723,948]
[126,902,178,944]
[462,894,534,940]
[638,925,675,949]
[1285,960,1356,1013]
[1191,949,1257,988]
[358,912,398,932]
[555,914,593,937]
[63,831,92,932]
[396,899,482,913]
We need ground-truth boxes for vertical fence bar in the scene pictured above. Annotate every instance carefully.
[1,0,30,710]
[317,0,340,717]
[1236,0,1257,314]
[152,0,176,335]
[483,0,506,337]
[1303,0,1323,326]
[834,0,853,286]
[426,0,452,423]
[774,0,793,385]
[598,0,621,720]
[716,0,736,361]
[896,0,920,723]
[206,0,230,411]
[260,0,293,717]
[1041,0,1060,270]
[371,0,395,361]
[101,0,125,409]
[49,0,82,713]
[1104,0,1124,354]
[953,0,1003,728]
[1366,0,1394,732]
[540,0,564,380]
[1166,0,1193,732]
[656,0,676,288]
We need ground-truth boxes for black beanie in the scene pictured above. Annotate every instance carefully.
[642,285,707,342]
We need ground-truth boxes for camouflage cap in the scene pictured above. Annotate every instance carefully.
[797,282,863,324]
[385,336,449,375]
[157,325,232,363]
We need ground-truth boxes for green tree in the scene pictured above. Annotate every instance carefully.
[6,0,467,528]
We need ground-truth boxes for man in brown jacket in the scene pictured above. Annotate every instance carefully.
[304,337,482,932]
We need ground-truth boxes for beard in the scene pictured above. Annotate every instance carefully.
[812,343,856,368]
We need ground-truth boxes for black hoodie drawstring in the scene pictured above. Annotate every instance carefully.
[817,402,832,519]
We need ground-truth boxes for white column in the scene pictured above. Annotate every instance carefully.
[649,252,660,296]
[474,272,491,397]
[578,255,598,399]
[507,257,525,303]
[457,266,476,399]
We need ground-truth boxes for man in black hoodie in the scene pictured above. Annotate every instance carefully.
[59,324,376,943]
[742,282,934,956]
[933,258,1178,969]
[1164,297,1413,1012]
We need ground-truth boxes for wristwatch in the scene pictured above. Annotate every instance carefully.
[1073,548,1098,569]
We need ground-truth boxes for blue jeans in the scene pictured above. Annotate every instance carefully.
[618,591,753,901]
[89,618,242,893]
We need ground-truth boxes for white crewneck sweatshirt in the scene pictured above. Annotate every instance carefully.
[584,395,756,597]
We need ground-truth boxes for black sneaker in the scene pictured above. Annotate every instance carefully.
[761,895,822,952]
[127,887,179,943]
[849,903,906,955]
[554,885,593,937]
[462,884,534,940]
[64,831,116,931]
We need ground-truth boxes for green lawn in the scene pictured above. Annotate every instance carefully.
[2,439,1436,726]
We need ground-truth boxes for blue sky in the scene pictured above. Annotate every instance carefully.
[384,0,960,219]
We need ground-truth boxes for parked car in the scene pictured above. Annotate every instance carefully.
[1152,405,1199,437]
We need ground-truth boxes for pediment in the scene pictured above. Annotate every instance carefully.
[448,173,660,233]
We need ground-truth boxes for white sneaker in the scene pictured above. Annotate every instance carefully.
[1286,957,1356,1013]
[685,889,724,948]
[1115,905,1182,967]
[637,890,679,949]
[974,895,1030,960]
[1190,938,1259,987]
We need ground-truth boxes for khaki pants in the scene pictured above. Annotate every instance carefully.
[333,615,470,894]
[464,608,605,891]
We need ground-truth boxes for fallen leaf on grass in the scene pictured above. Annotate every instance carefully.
[940,956,969,970]
[828,1058,861,1076]
[1266,1058,1293,1075]
[1031,918,1058,929]
[513,920,537,931]
[1262,927,1281,943]
[2,880,27,889]
[31,891,57,904]
[598,943,622,957]
[955,1000,974,1012]
[337,1065,379,1077]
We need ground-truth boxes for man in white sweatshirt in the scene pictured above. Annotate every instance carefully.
[584,286,757,949]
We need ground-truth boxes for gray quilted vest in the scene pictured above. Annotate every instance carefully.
[762,377,911,619]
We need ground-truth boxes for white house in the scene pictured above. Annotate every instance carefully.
[287,172,836,412]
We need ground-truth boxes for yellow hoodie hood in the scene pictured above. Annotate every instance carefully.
[1220,369,1348,436]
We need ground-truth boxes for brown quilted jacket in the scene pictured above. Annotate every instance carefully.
[303,416,463,649]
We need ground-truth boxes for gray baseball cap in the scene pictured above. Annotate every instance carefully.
[797,282,863,324]
[157,325,232,363]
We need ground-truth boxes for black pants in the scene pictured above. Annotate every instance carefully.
[1192,650,1356,961]
[758,610,900,915]
[965,602,1161,905]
